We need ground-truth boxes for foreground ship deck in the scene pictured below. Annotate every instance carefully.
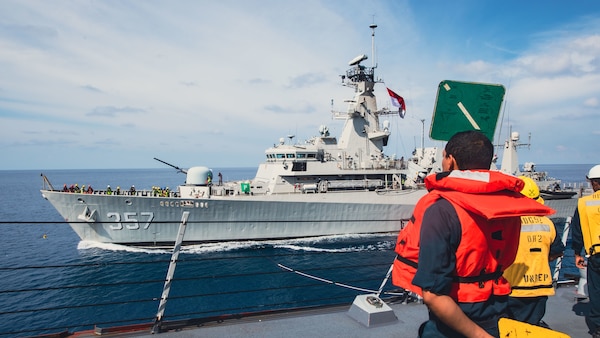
[69,279,588,338]
[49,198,588,338]
[160,286,589,338]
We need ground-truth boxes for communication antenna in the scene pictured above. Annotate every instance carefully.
[370,23,377,68]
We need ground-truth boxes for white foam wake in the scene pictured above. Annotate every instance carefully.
[76,233,396,254]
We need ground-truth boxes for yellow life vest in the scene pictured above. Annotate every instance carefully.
[503,216,556,297]
[579,190,600,255]
[498,318,569,338]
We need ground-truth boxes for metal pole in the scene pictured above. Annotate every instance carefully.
[151,211,190,334]
[420,119,425,160]
[376,264,394,297]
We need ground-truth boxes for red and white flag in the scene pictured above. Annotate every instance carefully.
[386,87,406,118]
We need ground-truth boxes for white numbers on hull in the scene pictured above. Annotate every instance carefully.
[107,212,155,230]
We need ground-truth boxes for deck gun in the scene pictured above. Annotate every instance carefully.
[154,157,187,174]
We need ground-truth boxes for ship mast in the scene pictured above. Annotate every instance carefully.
[370,23,377,69]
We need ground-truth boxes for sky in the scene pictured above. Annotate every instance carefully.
[1,0,599,170]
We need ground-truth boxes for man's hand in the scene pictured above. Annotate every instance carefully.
[575,254,587,268]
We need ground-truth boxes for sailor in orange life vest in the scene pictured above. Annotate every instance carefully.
[571,164,600,337]
[503,176,564,327]
[392,130,555,338]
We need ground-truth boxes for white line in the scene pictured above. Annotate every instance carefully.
[457,102,480,130]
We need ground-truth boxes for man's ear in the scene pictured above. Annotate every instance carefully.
[448,154,457,171]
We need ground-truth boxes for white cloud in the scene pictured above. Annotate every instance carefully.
[0,0,599,169]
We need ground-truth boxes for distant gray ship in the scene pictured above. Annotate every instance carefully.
[496,131,576,200]
[41,25,440,246]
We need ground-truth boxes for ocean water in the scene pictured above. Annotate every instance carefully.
[535,163,592,187]
[0,164,593,336]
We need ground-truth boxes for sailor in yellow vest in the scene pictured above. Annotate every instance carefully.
[572,164,600,337]
[503,176,564,327]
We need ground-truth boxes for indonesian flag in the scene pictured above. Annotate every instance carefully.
[386,87,406,118]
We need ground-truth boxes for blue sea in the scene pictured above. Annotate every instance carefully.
[0,164,593,336]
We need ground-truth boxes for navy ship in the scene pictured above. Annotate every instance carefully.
[41,25,440,246]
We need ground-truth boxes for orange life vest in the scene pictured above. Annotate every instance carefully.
[392,170,555,302]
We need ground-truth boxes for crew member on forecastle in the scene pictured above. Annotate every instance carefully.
[572,164,600,337]
[391,130,554,337]
[503,176,564,327]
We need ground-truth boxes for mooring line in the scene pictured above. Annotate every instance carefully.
[277,263,404,296]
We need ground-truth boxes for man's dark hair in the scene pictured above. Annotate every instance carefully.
[445,130,493,170]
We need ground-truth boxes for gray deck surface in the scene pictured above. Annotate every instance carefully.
[125,284,587,337]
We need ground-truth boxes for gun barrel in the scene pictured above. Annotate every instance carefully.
[153,158,187,174]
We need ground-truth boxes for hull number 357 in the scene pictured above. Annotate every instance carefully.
[107,212,155,230]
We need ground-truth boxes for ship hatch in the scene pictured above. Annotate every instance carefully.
[292,162,307,171]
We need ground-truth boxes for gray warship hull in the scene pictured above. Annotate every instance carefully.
[41,189,425,246]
